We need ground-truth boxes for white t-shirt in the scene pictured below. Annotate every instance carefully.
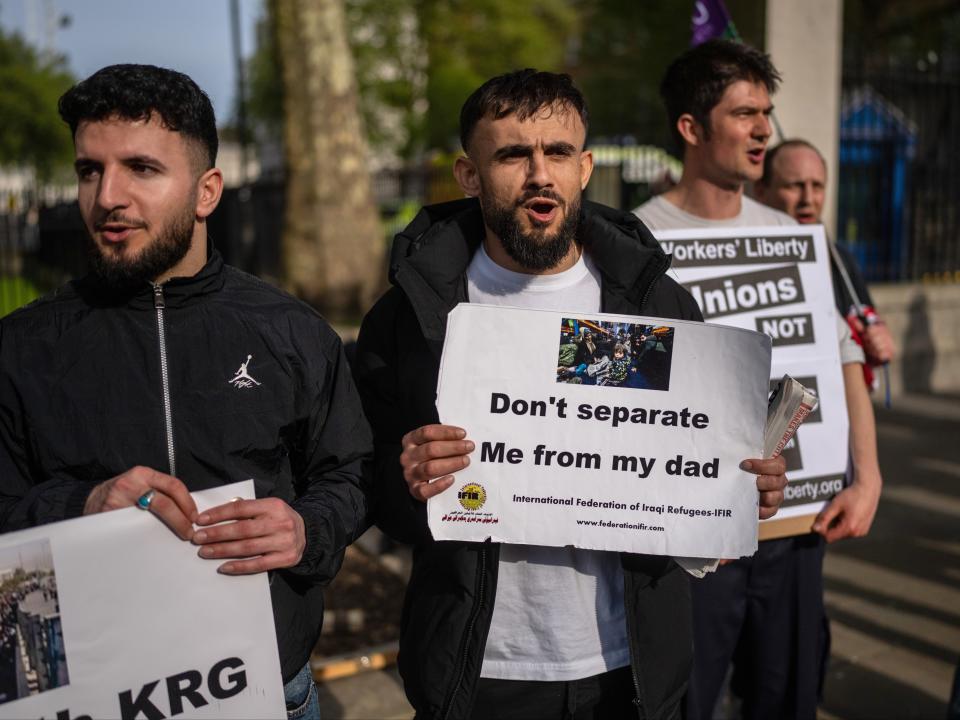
[466,245,631,681]
[633,194,795,229]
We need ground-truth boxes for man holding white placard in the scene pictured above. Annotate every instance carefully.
[0,65,372,718]
[354,69,787,720]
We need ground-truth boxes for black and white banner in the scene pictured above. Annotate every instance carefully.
[657,225,848,527]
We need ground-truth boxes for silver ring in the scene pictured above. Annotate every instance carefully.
[136,490,156,510]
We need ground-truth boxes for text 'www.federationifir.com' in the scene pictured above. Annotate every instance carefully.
[576,519,665,532]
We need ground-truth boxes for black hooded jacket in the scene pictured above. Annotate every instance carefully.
[353,198,703,720]
[0,249,372,683]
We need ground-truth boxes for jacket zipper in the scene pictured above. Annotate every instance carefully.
[441,545,487,720]
[638,254,669,312]
[153,283,177,477]
[624,571,646,719]
[633,253,682,717]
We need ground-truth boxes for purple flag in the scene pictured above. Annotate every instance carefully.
[691,0,739,46]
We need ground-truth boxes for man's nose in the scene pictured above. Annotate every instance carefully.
[95,167,130,211]
[525,152,551,189]
[753,113,772,140]
[799,181,813,205]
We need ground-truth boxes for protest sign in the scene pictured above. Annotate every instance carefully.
[654,225,849,538]
[429,304,772,559]
[0,480,285,719]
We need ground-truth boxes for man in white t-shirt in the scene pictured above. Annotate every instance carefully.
[635,40,882,720]
[354,69,789,720]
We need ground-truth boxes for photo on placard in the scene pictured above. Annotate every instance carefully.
[0,539,69,705]
[556,318,675,391]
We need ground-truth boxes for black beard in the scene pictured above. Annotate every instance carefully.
[86,205,195,292]
[483,190,582,272]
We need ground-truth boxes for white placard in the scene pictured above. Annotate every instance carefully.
[429,304,772,558]
[0,480,285,719]
[655,225,848,528]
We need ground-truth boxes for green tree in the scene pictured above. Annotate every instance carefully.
[247,8,284,134]
[251,0,779,157]
[418,0,578,152]
[249,0,425,159]
[345,0,425,158]
[0,27,74,179]
[843,0,960,72]
[272,0,385,318]
[250,0,578,158]
[570,0,766,147]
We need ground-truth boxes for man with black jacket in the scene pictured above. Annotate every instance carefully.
[353,69,787,720]
[0,65,371,718]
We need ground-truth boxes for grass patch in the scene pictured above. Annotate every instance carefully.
[0,276,42,317]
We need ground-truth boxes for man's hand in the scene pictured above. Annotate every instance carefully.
[812,478,881,543]
[740,456,788,520]
[192,498,306,575]
[83,466,197,540]
[400,424,475,502]
[849,316,896,365]
[863,322,895,365]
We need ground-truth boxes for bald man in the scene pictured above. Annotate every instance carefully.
[755,140,896,373]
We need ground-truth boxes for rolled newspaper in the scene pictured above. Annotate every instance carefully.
[764,375,819,458]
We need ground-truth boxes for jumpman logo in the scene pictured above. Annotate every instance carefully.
[228,355,261,389]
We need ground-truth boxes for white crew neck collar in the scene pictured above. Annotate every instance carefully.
[472,243,592,292]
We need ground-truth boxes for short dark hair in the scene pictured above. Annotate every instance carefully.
[58,64,218,170]
[660,40,781,151]
[760,138,826,185]
[459,69,589,153]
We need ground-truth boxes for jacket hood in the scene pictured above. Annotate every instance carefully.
[389,197,483,299]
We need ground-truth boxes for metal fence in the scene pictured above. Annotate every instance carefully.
[0,192,89,317]
[0,167,465,318]
[207,181,285,281]
[1,194,51,317]
[838,68,960,283]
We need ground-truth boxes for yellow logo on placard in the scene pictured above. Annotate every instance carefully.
[458,483,486,511]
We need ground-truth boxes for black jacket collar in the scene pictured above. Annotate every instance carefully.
[389,197,670,353]
[75,243,226,310]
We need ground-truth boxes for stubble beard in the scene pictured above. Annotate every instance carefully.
[87,200,196,292]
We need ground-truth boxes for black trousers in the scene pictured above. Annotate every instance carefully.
[684,535,829,720]
[469,666,637,720]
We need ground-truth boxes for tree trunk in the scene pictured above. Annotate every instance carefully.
[273,0,384,319]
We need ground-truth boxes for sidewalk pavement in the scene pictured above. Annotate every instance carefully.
[317,665,412,720]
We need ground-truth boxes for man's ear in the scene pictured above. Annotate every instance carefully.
[579,149,594,190]
[453,155,480,197]
[195,167,224,219]
[676,113,703,148]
